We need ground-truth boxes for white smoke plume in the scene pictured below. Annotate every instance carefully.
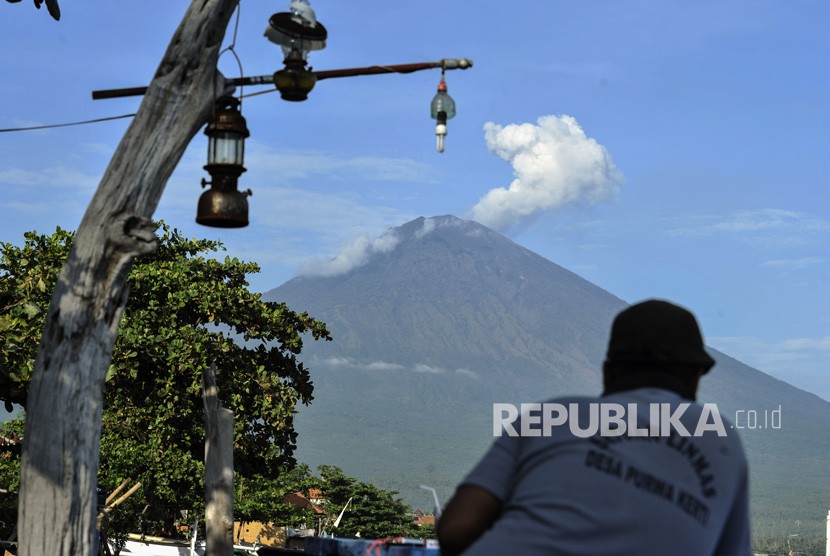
[471,115,623,231]
[300,216,479,278]
[300,229,400,277]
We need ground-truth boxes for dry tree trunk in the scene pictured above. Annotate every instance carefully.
[17,2,239,555]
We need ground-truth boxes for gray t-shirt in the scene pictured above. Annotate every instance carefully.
[460,387,751,556]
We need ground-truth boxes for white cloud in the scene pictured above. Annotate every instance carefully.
[249,186,411,236]
[470,115,622,231]
[760,257,823,270]
[709,209,827,233]
[413,364,445,374]
[79,142,118,157]
[0,165,102,235]
[1,200,76,215]
[315,357,458,377]
[0,166,99,189]
[245,142,440,184]
[669,209,829,244]
[366,361,405,371]
[320,356,357,368]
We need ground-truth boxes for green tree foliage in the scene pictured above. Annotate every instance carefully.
[318,465,416,539]
[415,521,436,540]
[0,418,24,541]
[0,225,330,536]
[0,229,69,410]
[752,522,828,556]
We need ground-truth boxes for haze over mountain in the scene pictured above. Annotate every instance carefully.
[264,215,830,537]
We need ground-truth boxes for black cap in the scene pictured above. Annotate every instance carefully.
[605,299,715,373]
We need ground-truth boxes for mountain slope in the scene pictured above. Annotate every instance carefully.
[265,215,830,537]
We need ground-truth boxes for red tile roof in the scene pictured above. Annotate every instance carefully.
[282,491,326,515]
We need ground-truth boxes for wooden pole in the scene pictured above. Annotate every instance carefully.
[17,2,239,555]
[203,364,234,556]
[91,58,473,99]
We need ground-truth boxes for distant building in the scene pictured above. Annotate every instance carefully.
[234,490,327,549]
[308,488,325,506]
[412,514,436,528]
[282,491,326,517]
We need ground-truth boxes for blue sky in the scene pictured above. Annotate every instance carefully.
[1,1,828,400]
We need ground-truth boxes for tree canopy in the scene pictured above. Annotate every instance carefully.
[318,465,416,539]
[0,224,330,536]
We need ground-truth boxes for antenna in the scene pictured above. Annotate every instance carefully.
[419,485,442,519]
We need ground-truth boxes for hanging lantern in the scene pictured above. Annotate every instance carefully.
[197,96,251,228]
[430,74,456,153]
[265,0,328,101]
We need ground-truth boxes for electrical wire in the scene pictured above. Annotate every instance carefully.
[240,88,277,99]
[218,1,245,104]
[0,113,135,133]
[0,86,277,134]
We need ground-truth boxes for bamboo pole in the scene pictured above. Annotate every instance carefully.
[96,482,142,530]
[105,479,132,505]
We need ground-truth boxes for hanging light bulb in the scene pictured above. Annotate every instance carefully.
[430,73,456,153]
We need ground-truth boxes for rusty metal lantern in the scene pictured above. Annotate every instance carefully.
[197,96,251,228]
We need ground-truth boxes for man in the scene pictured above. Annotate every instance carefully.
[437,299,751,555]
